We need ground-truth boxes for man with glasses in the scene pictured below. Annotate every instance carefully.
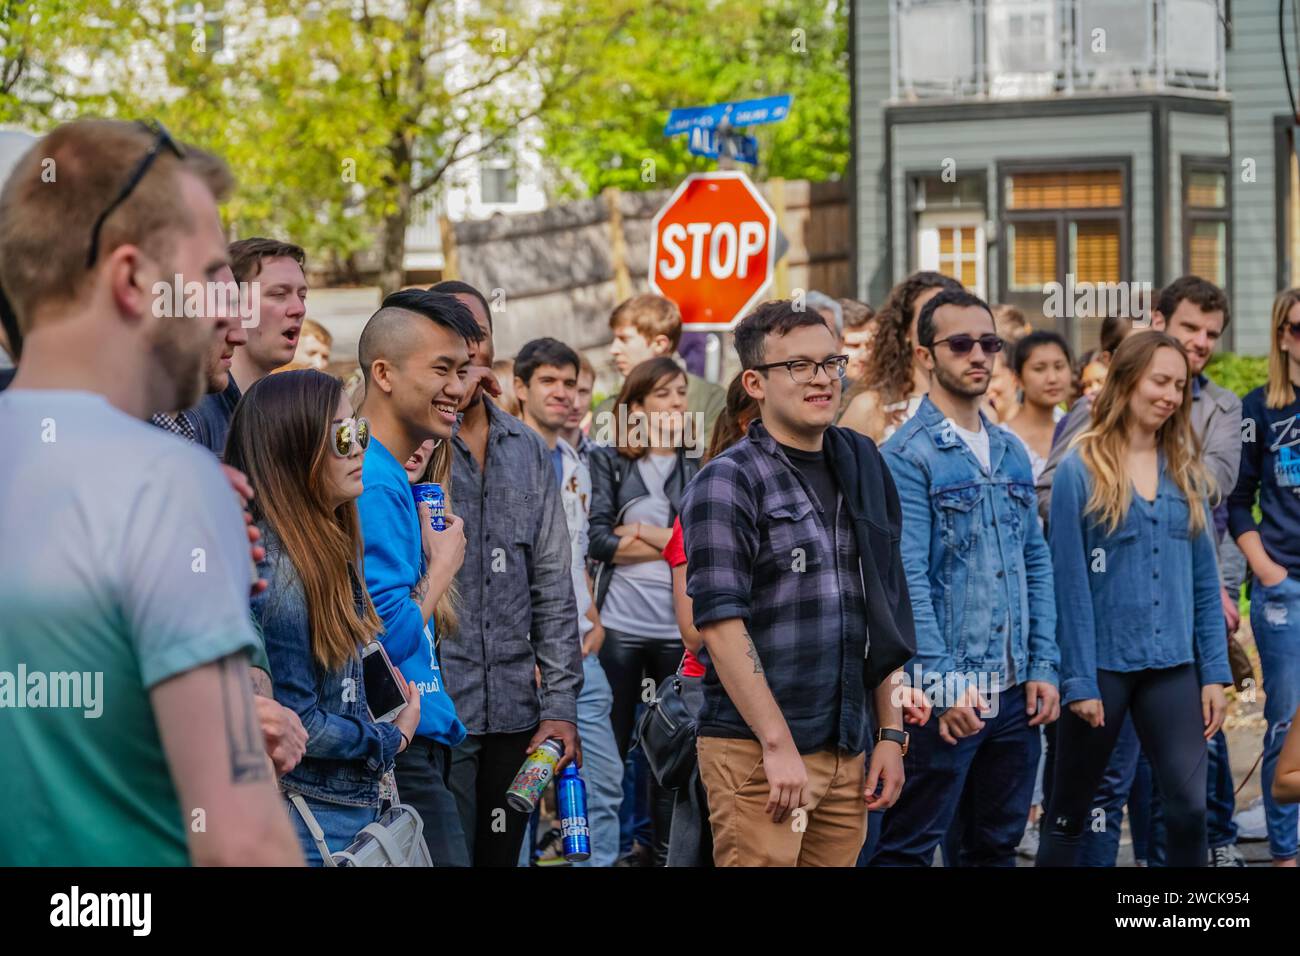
[680,299,916,866]
[0,119,302,864]
[869,288,1060,867]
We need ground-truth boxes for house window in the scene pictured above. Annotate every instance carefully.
[1183,160,1229,286]
[1001,164,1128,348]
[176,2,224,53]
[913,173,986,297]
[480,152,517,205]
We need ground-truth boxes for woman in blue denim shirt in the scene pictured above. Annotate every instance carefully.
[1037,333,1230,867]
[226,370,422,865]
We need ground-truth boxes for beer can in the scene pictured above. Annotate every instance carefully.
[412,482,446,531]
[505,739,563,813]
[556,764,591,862]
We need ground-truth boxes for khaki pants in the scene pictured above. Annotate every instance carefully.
[696,736,867,867]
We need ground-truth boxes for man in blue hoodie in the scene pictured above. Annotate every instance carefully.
[356,290,484,865]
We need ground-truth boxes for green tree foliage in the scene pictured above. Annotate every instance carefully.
[539,0,849,197]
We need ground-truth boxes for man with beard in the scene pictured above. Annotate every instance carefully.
[869,288,1060,866]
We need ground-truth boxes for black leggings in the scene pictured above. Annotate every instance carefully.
[599,626,684,865]
[1037,664,1208,867]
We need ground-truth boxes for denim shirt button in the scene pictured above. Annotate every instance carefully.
[996,570,1004,578]
[1153,571,1160,578]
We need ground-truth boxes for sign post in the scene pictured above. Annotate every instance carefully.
[660,94,791,378]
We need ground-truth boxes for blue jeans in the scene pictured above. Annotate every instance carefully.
[574,653,624,866]
[1251,573,1300,861]
[618,714,654,855]
[870,683,1040,866]
[1080,718,1143,866]
[286,795,379,866]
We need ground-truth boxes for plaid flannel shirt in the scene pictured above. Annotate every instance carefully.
[681,420,871,755]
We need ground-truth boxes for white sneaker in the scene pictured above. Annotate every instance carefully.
[1016,823,1040,860]
[1233,797,1268,841]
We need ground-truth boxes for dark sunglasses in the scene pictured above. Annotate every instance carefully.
[86,120,186,269]
[1284,321,1300,341]
[331,417,371,457]
[931,334,1004,356]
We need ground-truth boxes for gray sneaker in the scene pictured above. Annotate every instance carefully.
[1210,844,1247,867]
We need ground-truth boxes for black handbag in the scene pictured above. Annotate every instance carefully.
[633,668,700,792]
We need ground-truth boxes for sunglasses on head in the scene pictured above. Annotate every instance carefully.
[931,333,1004,356]
[86,120,186,269]
[331,417,370,457]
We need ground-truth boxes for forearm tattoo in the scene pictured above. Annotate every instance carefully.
[219,656,270,784]
[744,630,763,675]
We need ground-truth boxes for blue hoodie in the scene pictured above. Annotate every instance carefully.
[357,437,466,746]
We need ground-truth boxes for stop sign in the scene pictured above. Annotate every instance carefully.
[649,171,776,331]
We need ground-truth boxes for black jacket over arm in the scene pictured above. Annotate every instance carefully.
[823,425,917,692]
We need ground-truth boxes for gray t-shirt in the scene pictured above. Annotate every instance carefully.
[599,452,679,638]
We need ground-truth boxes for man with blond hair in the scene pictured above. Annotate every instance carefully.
[0,119,302,865]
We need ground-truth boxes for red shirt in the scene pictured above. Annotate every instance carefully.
[663,518,705,678]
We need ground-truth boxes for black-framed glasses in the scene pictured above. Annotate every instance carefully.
[331,417,371,457]
[931,334,1004,356]
[752,354,849,384]
[85,120,186,269]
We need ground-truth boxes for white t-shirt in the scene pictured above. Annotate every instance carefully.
[600,452,678,639]
[0,391,257,689]
[947,418,991,473]
[0,390,260,864]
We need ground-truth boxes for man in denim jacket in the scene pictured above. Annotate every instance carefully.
[869,289,1059,866]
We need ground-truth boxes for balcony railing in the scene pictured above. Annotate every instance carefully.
[890,0,1226,102]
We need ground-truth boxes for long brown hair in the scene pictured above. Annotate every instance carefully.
[1076,332,1210,536]
[613,357,687,460]
[705,372,759,462]
[412,439,460,637]
[1266,288,1300,410]
[226,369,383,670]
[847,271,960,407]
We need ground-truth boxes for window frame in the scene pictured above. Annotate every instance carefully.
[996,157,1133,349]
[1180,153,1231,289]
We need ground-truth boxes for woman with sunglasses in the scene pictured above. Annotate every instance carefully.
[1036,332,1230,867]
[1227,287,1300,866]
[226,370,421,865]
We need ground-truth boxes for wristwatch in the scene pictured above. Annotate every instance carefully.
[876,727,909,756]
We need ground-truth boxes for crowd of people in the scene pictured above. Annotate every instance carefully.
[3,118,1300,868]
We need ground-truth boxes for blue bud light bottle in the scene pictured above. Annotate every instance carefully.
[556,764,590,862]
[412,482,446,531]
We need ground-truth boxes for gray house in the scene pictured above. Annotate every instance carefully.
[851,0,1296,355]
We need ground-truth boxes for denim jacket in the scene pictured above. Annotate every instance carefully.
[1049,450,1232,704]
[253,523,402,807]
[882,397,1058,711]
